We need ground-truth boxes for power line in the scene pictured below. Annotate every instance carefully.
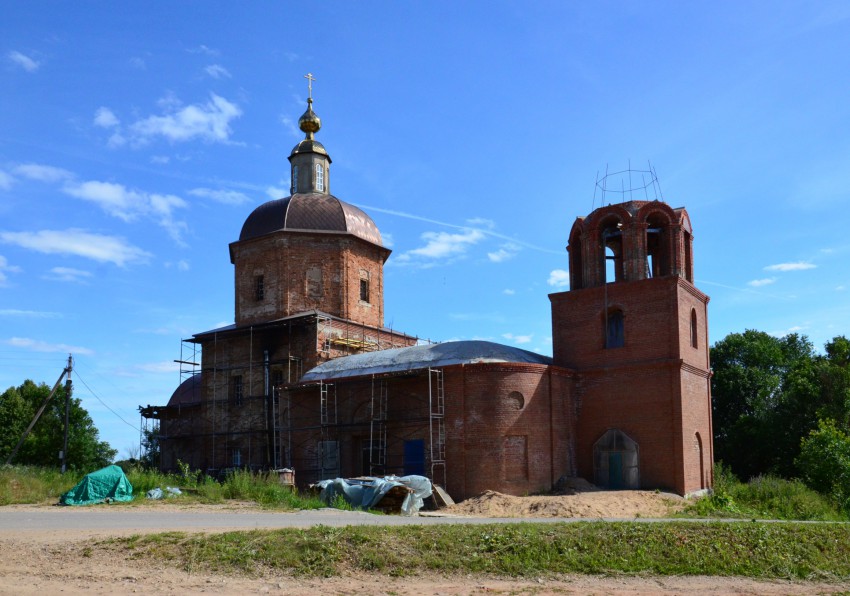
[73,370,140,432]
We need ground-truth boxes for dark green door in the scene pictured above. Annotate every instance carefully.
[608,452,624,489]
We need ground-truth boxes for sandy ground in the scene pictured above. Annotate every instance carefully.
[1,487,847,595]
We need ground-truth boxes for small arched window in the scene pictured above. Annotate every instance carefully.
[606,309,624,349]
[316,164,324,191]
[690,308,698,348]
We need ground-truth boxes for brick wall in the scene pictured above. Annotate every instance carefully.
[281,362,576,501]
[551,274,712,495]
[230,230,388,328]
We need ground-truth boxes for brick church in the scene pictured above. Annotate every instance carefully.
[141,88,713,499]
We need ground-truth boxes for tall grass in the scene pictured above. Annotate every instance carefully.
[0,465,82,504]
[1,464,325,510]
[686,463,847,521]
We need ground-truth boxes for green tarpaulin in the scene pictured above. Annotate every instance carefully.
[59,464,134,506]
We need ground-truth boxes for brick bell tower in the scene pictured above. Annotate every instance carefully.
[549,174,713,496]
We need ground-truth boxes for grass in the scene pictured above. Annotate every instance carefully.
[114,522,850,579]
[684,464,848,521]
[0,465,82,504]
[0,464,325,510]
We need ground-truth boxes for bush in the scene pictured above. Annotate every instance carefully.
[685,463,846,521]
[796,419,850,513]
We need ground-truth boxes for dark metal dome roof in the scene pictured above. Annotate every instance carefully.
[167,373,201,406]
[239,193,383,246]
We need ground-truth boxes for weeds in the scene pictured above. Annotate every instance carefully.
[117,522,850,579]
[0,465,81,504]
[2,464,325,510]
[684,463,847,521]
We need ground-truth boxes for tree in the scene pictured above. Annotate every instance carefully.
[797,418,850,512]
[140,422,160,469]
[710,330,819,479]
[0,380,116,471]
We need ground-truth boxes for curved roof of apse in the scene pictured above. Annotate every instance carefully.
[301,340,552,382]
[167,373,202,407]
[239,193,383,247]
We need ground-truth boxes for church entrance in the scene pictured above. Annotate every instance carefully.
[593,429,639,489]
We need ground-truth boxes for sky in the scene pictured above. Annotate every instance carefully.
[2,1,849,458]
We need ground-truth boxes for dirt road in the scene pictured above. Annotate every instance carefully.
[0,499,846,595]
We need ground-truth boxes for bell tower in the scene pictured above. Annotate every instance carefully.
[550,171,713,496]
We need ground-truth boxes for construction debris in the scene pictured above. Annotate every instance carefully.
[312,475,432,515]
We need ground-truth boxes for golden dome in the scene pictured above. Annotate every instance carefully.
[298,98,321,138]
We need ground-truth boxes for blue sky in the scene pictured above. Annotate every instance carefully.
[2,2,849,457]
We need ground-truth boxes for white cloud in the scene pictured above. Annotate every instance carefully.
[188,45,219,56]
[502,289,516,295]
[129,94,242,144]
[502,332,533,344]
[189,187,250,205]
[4,337,94,355]
[164,259,190,271]
[63,180,188,242]
[64,180,145,220]
[488,243,520,263]
[136,361,181,374]
[547,269,570,288]
[764,261,817,272]
[107,132,127,148]
[150,155,170,165]
[205,64,231,79]
[0,229,151,266]
[280,116,300,139]
[93,107,119,128]
[0,309,61,318]
[129,57,146,69]
[8,51,39,72]
[748,277,777,287]
[837,285,846,291]
[399,229,485,261]
[45,267,93,283]
[466,217,495,230]
[0,255,21,285]
[13,163,73,183]
[381,232,394,249]
[266,185,288,199]
[0,171,13,190]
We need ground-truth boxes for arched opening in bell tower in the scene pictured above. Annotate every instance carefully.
[600,218,623,284]
[645,212,671,279]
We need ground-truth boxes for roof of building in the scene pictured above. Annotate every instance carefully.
[189,309,418,342]
[167,373,202,406]
[300,340,553,382]
[238,193,383,246]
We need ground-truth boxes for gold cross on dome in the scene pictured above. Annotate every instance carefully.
[304,73,316,100]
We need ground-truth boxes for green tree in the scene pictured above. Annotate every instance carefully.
[711,330,818,479]
[817,336,850,426]
[140,421,160,469]
[0,380,116,471]
[796,418,850,512]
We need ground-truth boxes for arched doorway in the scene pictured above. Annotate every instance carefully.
[593,429,639,489]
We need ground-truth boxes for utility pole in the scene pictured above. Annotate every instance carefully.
[61,355,72,473]
[5,354,73,467]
